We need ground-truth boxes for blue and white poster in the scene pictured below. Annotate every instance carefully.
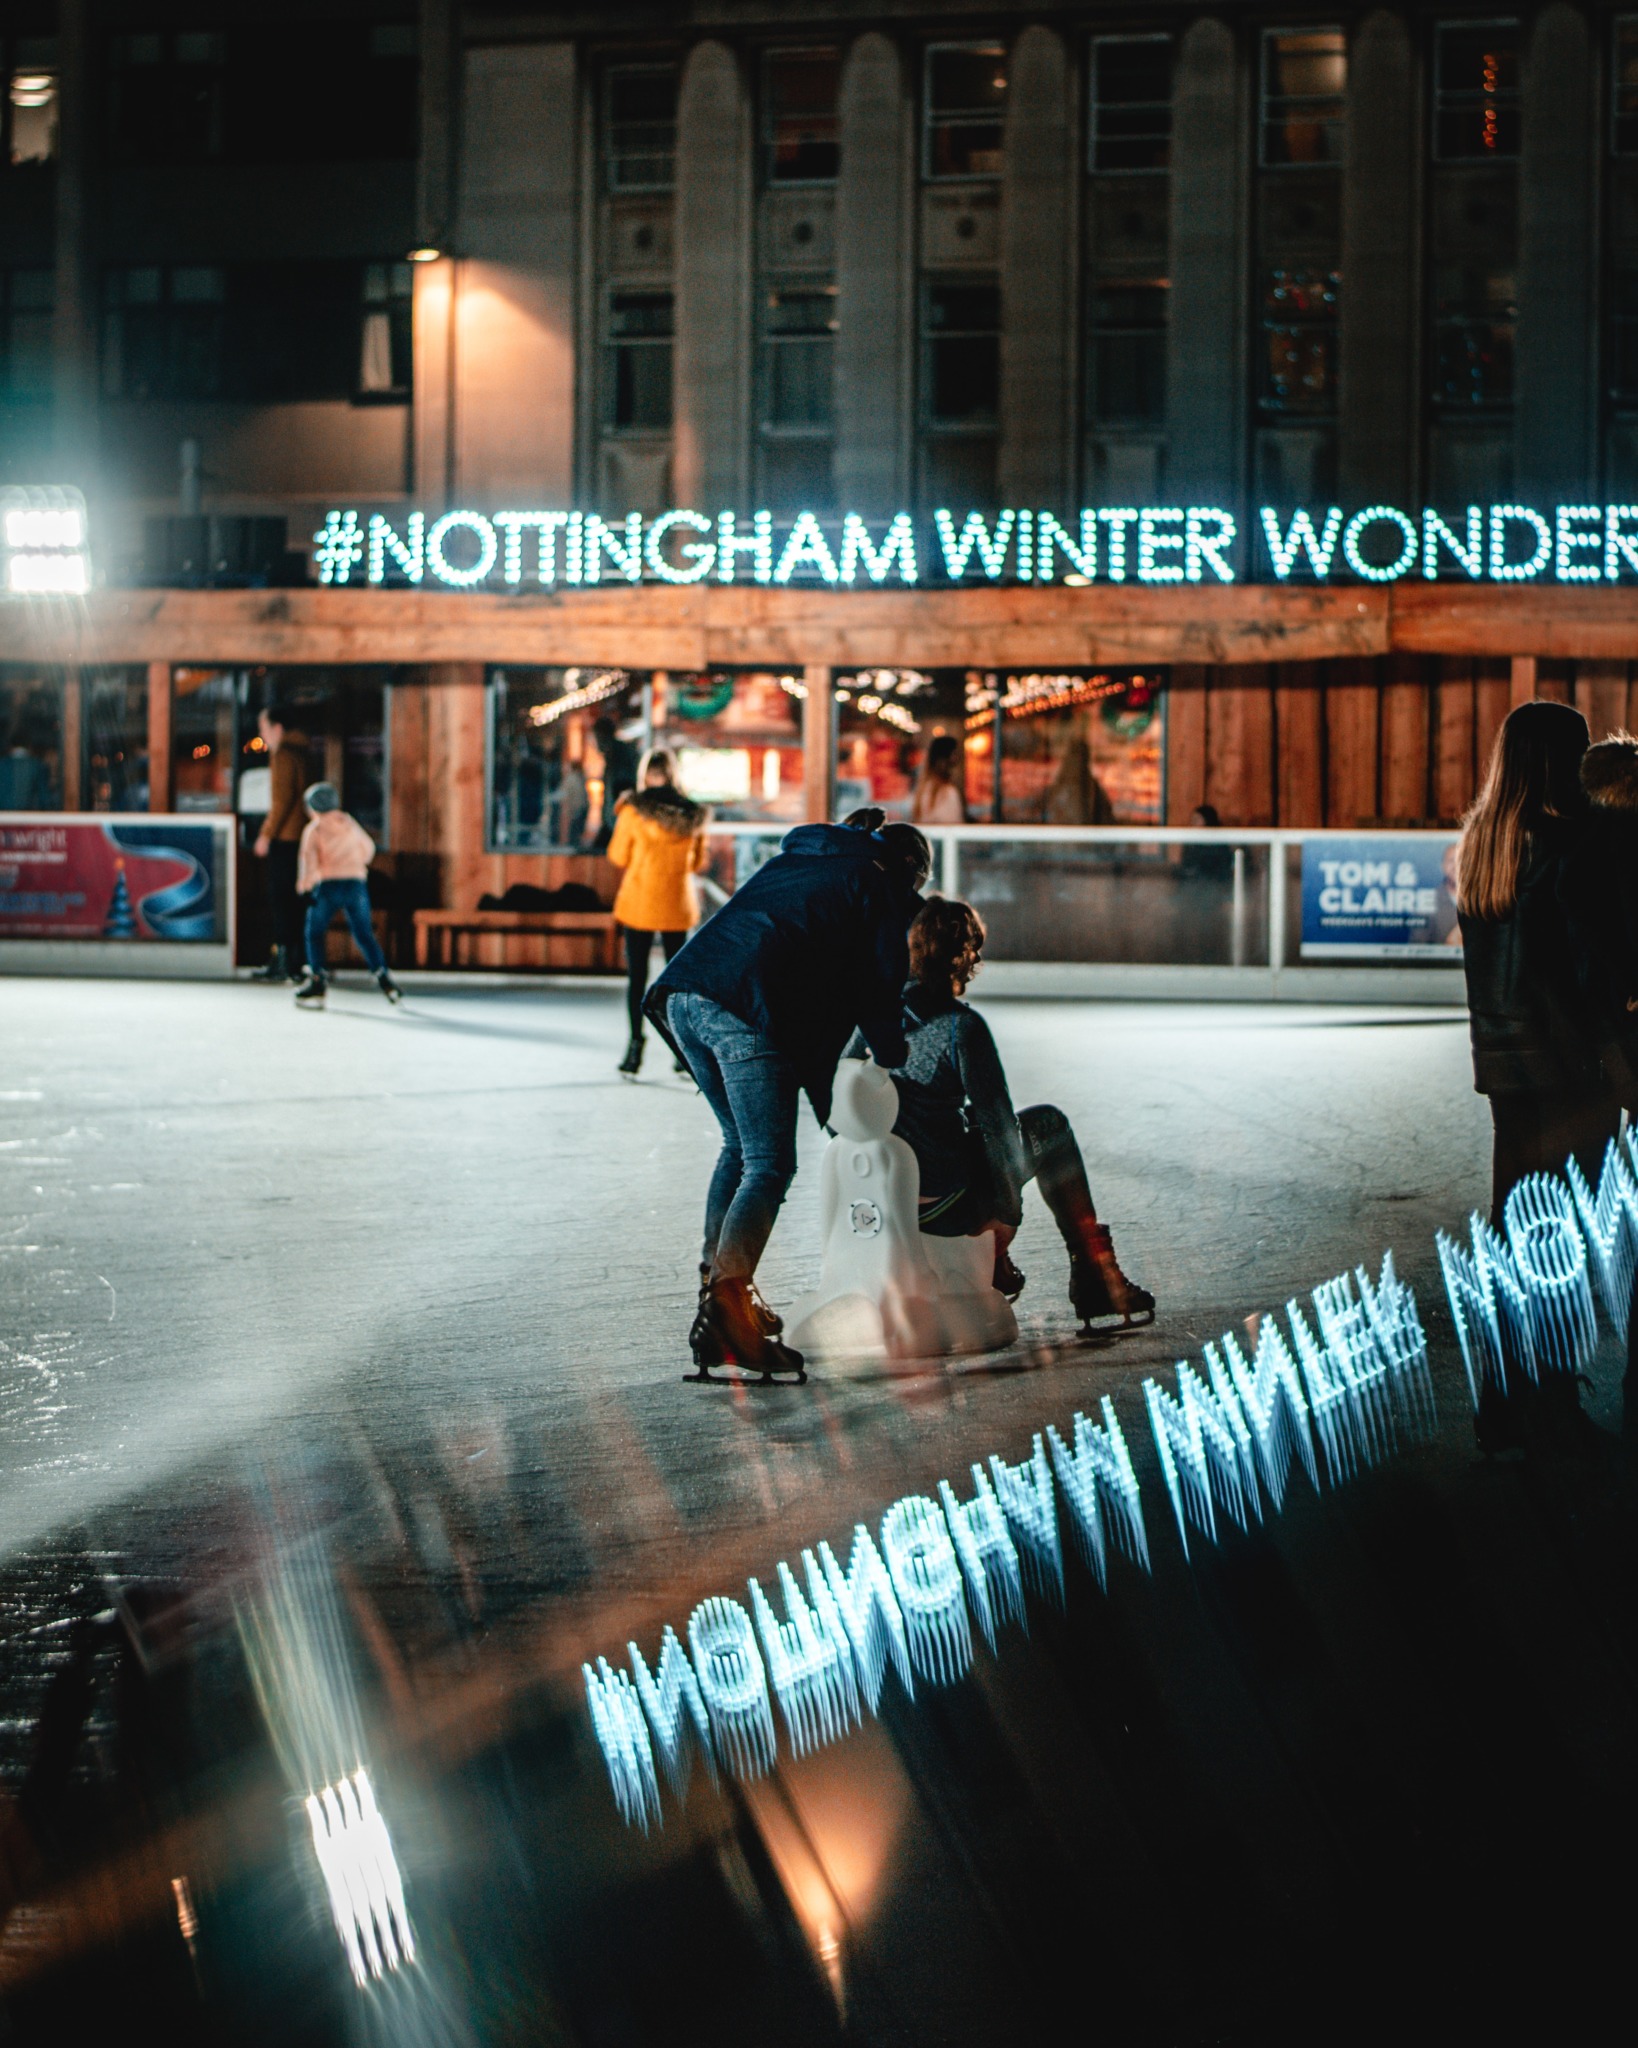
[1300,836,1462,960]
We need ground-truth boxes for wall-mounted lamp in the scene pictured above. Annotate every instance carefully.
[407,246,443,264]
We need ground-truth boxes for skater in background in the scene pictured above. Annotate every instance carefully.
[250,703,310,983]
[293,783,402,1010]
[1456,699,1614,1451]
[607,747,709,1076]
[910,733,967,825]
[651,811,931,1379]
[864,896,1154,1330]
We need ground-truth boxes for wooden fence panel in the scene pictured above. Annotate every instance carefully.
[1274,661,1324,825]
[1324,660,1381,825]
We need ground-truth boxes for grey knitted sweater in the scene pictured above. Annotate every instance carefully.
[847,983,1027,1225]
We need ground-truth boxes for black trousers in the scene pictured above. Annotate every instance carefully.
[1487,1083,1620,1228]
[920,1103,1100,1250]
[622,926,685,1039]
[264,839,306,970]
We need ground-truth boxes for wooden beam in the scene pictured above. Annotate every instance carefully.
[1432,660,1476,824]
[1273,660,1324,826]
[1510,655,1538,706]
[802,663,833,822]
[1574,658,1629,740]
[60,669,82,811]
[1393,585,1638,657]
[0,583,1391,670]
[146,660,172,812]
[1164,664,1208,823]
[1379,656,1430,823]
[1325,659,1380,826]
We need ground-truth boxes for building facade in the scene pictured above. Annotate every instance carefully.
[5,3,1638,961]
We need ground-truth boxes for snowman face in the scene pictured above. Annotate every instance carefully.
[849,1200,883,1237]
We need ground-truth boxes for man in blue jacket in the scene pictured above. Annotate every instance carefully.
[650,813,930,1378]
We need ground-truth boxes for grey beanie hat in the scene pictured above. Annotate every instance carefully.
[304,781,340,813]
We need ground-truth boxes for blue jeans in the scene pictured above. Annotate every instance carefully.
[668,992,800,1281]
[304,879,386,978]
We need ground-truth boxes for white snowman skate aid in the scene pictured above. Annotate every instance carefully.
[785,1061,1018,1364]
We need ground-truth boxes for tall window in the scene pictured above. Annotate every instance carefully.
[605,291,674,430]
[6,39,57,164]
[108,31,227,164]
[1260,29,1347,165]
[1610,271,1638,401]
[923,44,1007,180]
[1433,21,1520,161]
[923,281,1000,425]
[358,263,413,399]
[1258,270,1340,412]
[758,285,835,506]
[103,264,390,402]
[1,269,52,399]
[1089,282,1168,425]
[605,66,678,193]
[764,49,840,183]
[1431,271,1516,409]
[1089,36,1172,172]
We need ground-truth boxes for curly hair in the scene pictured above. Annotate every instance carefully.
[909,895,986,994]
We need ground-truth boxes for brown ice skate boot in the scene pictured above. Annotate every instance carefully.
[687,1278,805,1383]
[1069,1224,1154,1331]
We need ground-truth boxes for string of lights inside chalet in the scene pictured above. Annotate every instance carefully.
[311,503,1638,589]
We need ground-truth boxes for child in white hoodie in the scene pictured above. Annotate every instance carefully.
[293,783,401,1008]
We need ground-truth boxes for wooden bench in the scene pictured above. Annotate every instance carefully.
[412,908,620,971]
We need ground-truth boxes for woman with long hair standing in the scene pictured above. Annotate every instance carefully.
[607,748,708,1076]
[910,733,967,825]
[1457,701,1616,1449]
[1457,700,1616,1218]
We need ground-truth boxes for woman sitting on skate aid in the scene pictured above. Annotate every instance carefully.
[873,897,1153,1331]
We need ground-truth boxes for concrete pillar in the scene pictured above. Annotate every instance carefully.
[1167,19,1244,503]
[51,0,97,484]
[673,41,752,508]
[999,25,1074,508]
[1339,12,1421,507]
[835,33,910,512]
[454,44,578,501]
[1516,4,1597,500]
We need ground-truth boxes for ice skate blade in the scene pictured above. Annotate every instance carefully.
[1076,1306,1154,1336]
[684,1362,808,1386]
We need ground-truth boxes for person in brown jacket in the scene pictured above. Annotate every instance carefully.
[249,703,310,981]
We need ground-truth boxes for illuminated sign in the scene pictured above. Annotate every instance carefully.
[585,1250,1434,1829]
[1,486,92,597]
[315,501,1638,590]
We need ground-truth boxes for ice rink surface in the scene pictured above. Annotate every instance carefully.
[3,974,1635,2047]
[0,974,1489,1564]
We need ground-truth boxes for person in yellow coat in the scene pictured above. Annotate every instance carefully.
[607,747,710,1076]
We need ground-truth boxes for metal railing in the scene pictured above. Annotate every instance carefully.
[698,822,1466,1003]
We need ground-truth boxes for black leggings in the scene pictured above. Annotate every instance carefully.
[622,927,685,1039]
[921,1103,1100,1249]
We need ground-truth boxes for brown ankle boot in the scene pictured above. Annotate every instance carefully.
[1070,1224,1155,1328]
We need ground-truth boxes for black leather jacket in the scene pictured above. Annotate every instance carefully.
[1458,816,1603,1095]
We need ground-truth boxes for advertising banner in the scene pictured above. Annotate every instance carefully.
[1300,835,1462,960]
[0,816,227,943]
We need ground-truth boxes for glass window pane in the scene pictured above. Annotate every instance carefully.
[8,66,58,163]
[0,672,64,810]
[611,342,672,430]
[1089,281,1168,424]
[765,49,840,183]
[925,43,1007,179]
[1091,36,1173,172]
[1433,21,1521,161]
[1261,28,1347,165]
[606,66,677,191]
[927,45,1008,115]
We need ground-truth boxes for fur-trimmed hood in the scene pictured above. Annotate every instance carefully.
[622,785,708,835]
[1583,736,1638,811]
